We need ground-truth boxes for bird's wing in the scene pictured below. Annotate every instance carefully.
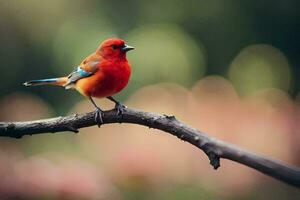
[64,61,100,87]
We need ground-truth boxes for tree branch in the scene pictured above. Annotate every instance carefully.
[0,108,299,187]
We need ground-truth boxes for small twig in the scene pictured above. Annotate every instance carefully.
[0,108,299,187]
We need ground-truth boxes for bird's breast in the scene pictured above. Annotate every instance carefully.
[77,61,131,98]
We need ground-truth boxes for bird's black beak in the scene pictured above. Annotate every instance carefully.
[121,44,135,52]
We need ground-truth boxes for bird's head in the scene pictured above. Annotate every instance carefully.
[97,38,134,60]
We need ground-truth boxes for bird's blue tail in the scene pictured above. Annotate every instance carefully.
[23,77,67,86]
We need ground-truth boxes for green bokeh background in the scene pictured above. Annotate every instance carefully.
[1,0,299,113]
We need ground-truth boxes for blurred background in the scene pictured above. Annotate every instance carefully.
[0,0,300,199]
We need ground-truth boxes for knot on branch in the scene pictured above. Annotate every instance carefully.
[207,152,220,169]
[164,114,177,121]
[3,123,23,139]
[201,142,221,169]
[66,125,79,133]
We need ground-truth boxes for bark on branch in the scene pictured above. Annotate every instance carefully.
[0,108,299,187]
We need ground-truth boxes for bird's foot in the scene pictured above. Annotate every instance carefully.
[115,102,127,116]
[94,107,104,127]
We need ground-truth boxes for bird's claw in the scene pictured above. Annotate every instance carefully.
[115,103,126,116]
[94,108,104,127]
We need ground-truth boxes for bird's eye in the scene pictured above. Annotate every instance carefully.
[112,45,118,49]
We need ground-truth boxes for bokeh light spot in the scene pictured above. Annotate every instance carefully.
[126,24,206,88]
[228,44,292,96]
[52,16,115,74]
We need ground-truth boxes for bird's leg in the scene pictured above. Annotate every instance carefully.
[89,96,104,127]
[107,96,126,116]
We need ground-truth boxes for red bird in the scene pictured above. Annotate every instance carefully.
[23,38,134,125]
